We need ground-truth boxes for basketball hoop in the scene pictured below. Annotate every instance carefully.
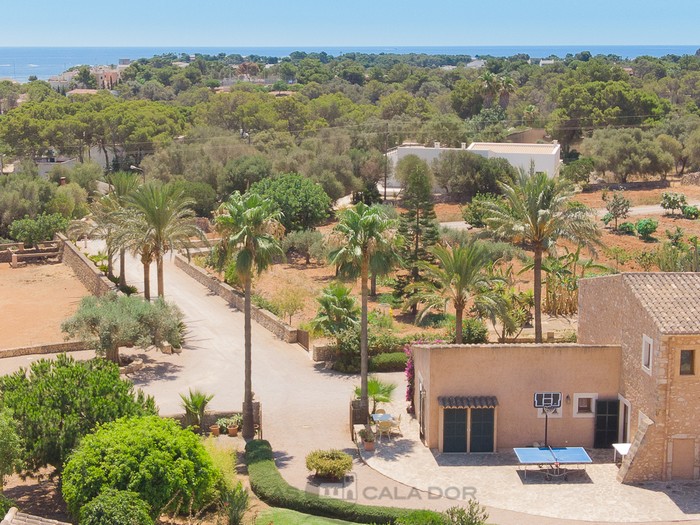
[534,392,562,447]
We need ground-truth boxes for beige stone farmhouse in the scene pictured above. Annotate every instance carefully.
[412,273,700,482]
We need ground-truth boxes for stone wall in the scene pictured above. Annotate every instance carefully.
[0,340,90,359]
[173,254,298,344]
[0,242,25,263]
[57,234,115,297]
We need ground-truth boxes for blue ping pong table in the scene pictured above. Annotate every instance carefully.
[513,447,592,480]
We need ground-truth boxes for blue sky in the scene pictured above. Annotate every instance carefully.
[3,0,700,47]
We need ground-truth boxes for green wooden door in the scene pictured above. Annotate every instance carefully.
[470,408,495,452]
[443,409,467,452]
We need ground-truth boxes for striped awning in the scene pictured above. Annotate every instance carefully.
[438,395,498,409]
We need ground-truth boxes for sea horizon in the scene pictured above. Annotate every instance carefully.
[0,45,698,82]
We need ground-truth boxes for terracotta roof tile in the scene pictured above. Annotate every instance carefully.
[2,509,70,525]
[622,273,700,334]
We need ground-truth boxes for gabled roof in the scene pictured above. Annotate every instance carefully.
[622,273,700,334]
[2,508,70,525]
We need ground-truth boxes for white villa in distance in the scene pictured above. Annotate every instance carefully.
[385,141,561,190]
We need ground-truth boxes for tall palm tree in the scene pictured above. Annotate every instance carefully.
[498,75,516,109]
[126,182,204,299]
[328,203,400,411]
[108,171,140,289]
[410,242,500,344]
[478,71,500,108]
[215,191,284,439]
[484,170,600,342]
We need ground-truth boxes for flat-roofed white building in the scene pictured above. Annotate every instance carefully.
[467,142,561,177]
[385,141,560,190]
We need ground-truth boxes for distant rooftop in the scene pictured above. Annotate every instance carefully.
[467,142,560,155]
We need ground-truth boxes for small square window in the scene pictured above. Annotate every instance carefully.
[680,350,695,376]
[577,397,592,413]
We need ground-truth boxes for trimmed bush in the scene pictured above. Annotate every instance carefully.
[370,352,408,372]
[635,218,658,241]
[306,450,353,480]
[245,440,442,524]
[62,416,220,519]
[80,489,153,525]
[618,222,636,235]
[396,511,447,525]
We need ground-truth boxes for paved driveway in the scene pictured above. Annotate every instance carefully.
[2,246,699,525]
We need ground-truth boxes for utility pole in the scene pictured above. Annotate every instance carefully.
[383,123,389,202]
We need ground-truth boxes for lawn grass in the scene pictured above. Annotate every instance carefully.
[203,436,238,488]
[255,508,362,524]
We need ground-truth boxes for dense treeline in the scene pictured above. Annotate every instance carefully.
[2,50,700,223]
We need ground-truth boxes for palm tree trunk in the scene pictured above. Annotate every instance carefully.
[360,255,370,415]
[107,250,115,280]
[455,304,464,344]
[119,248,127,288]
[534,247,543,343]
[143,261,151,301]
[243,275,255,439]
[156,254,165,298]
[370,273,377,297]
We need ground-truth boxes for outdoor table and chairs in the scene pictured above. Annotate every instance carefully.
[514,446,593,480]
[370,413,402,439]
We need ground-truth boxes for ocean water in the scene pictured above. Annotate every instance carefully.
[0,45,698,82]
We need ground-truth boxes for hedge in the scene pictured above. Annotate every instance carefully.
[245,440,442,524]
[369,352,408,372]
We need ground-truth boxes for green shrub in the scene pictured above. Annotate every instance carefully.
[79,489,153,525]
[9,212,68,247]
[0,494,16,516]
[660,192,687,215]
[683,205,699,219]
[245,440,442,524]
[0,354,156,472]
[281,230,325,264]
[618,222,636,234]
[369,352,408,372]
[636,218,658,241]
[442,502,489,525]
[445,318,489,344]
[334,326,411,372]
[219,482,248,525]
[369,309,394,330]
[252,294,281,316]
[62,416,220,519]
[305,450,353,480]
[462,193,502,227]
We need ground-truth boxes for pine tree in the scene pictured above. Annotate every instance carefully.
[393,156,440,312]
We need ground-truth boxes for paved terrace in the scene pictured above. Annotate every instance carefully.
[0,244,698,525]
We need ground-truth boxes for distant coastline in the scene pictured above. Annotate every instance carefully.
[0,45,698,82]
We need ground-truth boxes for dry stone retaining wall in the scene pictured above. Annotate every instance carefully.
[0,341,90,359]
[174,254,298,344]
[57,234,115,296]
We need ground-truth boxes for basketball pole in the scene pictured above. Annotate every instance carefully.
[544,410,549,447]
